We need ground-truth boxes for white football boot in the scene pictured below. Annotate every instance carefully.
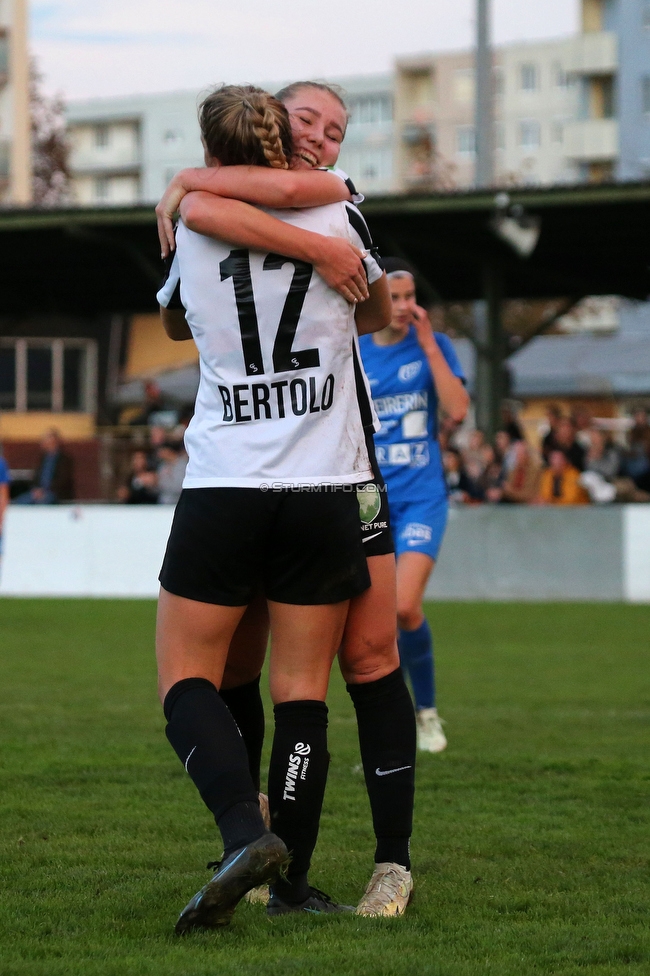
[416,707,447,753]
[356,862,413,917]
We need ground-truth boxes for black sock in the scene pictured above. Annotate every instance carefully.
[347,668,415,870]
[267,700,329,903]
[163,677,266,856]
[220,676,265,792]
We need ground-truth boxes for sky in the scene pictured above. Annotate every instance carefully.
[32,0,580,102]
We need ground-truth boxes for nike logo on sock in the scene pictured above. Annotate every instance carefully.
[362,532,382,544]
[375,765,412,777]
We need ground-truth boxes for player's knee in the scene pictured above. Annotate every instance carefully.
[396,604,422,632]
[339,632,399,684]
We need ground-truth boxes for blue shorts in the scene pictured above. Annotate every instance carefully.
[388,493,449,561]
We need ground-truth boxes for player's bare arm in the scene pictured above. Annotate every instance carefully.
[411,305,470,423]
[156,166,351,257]
[355,274,392,335]
[180,191,369,305]
[160,306,192,341]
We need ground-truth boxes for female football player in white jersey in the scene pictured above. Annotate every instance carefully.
[156,84,393,931]
[157,81,418,919]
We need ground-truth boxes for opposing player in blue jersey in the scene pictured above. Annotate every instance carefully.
[359,260,469,752]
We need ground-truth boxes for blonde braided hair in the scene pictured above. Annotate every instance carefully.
[199,85,291,169]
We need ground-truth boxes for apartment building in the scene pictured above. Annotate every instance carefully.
[395,34,619,189]
[0,0,31,203]
[65,1,650,200]
[66,74,395,206]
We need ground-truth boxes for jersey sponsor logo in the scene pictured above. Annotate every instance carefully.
[218,374,335,423]
[283,742,311,800]
[373,390,428,419]
[378,442,430,468]
[357,484,382,524]
[402,410,427,439]
[398,360,423,383]
[402,522,432,544]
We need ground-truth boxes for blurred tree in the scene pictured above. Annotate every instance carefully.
[30,60,69,205]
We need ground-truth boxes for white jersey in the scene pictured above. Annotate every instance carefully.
[157,201,383,488]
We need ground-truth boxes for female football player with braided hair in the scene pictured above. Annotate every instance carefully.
[156,84,391,931]
[157,81,419,919]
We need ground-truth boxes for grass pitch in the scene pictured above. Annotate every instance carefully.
[0,599,648,976]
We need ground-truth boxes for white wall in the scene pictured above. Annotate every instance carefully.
[0,506,173,597]
[1,505,649,602]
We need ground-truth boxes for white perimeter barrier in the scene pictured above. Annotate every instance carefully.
[1,504,649,601]
[0,506,174,598]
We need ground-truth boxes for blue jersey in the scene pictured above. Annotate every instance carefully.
[0,456,9,485]
[359,327,465,502]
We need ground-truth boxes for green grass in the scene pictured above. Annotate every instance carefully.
[0,600,649,976]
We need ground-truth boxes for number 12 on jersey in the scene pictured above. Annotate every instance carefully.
[219,249,320,377]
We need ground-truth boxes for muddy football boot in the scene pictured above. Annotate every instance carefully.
[175,832,290,934]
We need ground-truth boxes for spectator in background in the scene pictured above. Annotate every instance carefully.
[501,402,524,442]
[495,429,517,476]
[501,440,541,504]
[480,444,506,503]
[129,380,169,426]
[117,450,158,504]
[537,450,589,506]
[583,426,650,503]
[584,429,620,483]
[571,406,593,450]
[14,429,74,504]
[625,408,650,492]
[147,424,168,470]
[157,441,188,505]
[461,429,486,474]
[0,446,9,552]
[552,417,586,472]
[542,405,563,459]
[443,448,474,504]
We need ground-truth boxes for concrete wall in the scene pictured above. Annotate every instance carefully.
[1,505,649,602]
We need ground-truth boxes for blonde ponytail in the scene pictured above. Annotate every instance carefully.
[199,85,292,169]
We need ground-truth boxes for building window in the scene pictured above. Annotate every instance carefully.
[94,125,110,148]
[360,148,392,182]
[453,68,475,105]
[518,119,541,149]
[456,125,476,156]
[494,121,506,151]
[0,345,16,410]
[552,61,570,89]
[348,95,392,125]
[493,67,505,97]
[95,177,110,202]
[164,129,183,144]
[551,119,564,143]
[0,339,97,413]
[520,63,539,92]
[642,77,650,114]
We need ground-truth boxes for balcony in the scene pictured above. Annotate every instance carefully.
[566,32,617,75]
[564,118,618,160]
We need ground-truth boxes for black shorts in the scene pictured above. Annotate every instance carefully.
[159,485,371,607]
[357,428,395,559]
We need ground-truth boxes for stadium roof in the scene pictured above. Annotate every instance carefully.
[0,179,649,315]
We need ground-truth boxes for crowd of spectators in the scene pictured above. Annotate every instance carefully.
[1,406,648,514]
[441,406,650,506]
[116,426,188,505]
